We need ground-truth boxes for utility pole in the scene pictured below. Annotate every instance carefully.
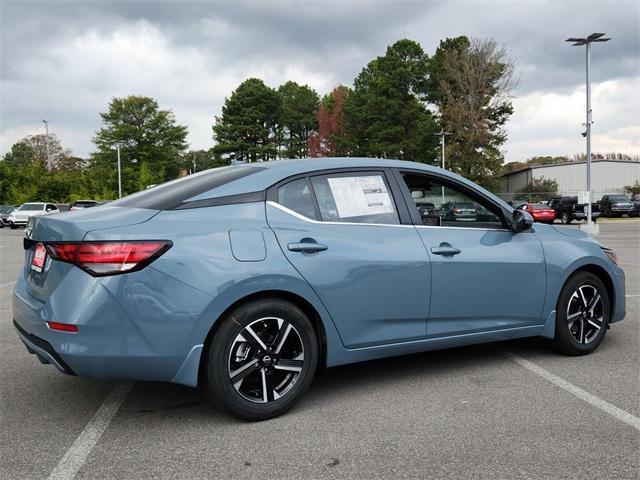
[41,119,51,170]
[566,33,610,230]
[193,152,197,173]
[117,144,122,199]
[434,129,452,204]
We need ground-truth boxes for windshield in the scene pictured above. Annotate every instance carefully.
[529,204,551,210]
[18,203,44,211]
[0,206,14,214]
[609,195,629,201]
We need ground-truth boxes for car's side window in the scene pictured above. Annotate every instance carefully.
[310,172,400,224]
[277,178,317,220]
[401,173,505,229]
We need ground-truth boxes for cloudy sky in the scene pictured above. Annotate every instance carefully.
[1,0,638,162]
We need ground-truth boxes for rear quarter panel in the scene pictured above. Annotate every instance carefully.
[82,202,345,367]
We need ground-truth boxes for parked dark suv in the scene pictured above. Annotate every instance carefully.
[599,194,633,217]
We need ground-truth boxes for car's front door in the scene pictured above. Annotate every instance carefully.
[395,170,547,338]
[266,170,431,348]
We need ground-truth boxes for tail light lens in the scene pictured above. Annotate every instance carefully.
[45,241,172,276]
[453,208,461,213]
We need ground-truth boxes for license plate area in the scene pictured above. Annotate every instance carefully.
[31,243,47,273]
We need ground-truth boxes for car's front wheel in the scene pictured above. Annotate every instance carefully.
[204,298,318,420]
[552,271,610,355]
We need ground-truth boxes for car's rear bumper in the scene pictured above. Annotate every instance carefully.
[11,266,212,386]
[13,320,75,375]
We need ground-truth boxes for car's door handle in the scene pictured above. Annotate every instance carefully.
[431,245,461,256]
[288,242,328,253]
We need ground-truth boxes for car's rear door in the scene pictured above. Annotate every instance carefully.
[394,169,547,338]
[266,169,430,348]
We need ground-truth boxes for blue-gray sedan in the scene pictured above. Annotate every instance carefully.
[13,158,626,420]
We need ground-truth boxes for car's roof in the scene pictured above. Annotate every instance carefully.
[189,157,471,200]
[114,157,512,211]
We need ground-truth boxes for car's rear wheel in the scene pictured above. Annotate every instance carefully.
[552,271,610,355]
[561,212,571,224]
[204,298,318,421]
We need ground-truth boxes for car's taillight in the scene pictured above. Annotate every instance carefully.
[45,241,172,276]
[453,208,461,213]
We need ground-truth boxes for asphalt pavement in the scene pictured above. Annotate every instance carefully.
[1,222,638,480]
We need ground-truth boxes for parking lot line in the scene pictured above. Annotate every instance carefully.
[47,382,133,480]
[503,351,640,431]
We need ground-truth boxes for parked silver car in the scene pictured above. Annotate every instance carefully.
[7,202,59,229]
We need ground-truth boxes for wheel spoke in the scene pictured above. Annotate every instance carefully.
[578,287,589,309]
[587,318,602,330]
[274,359,303,372]
[587,293,601,313]
[567,310,582,321]
[230,358,259,386]
[244,325,268,352]
[273,322,293,354]
[578,320,585,343]
[260,369,275,403]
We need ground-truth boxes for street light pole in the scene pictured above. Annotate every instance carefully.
[434,129,451,203]
[117,144,122,199]
[566,32,610,228]
[41,119,51,170]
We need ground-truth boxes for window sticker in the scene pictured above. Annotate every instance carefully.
[327,175,394,218]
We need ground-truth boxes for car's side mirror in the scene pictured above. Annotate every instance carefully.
[512,209,534,233]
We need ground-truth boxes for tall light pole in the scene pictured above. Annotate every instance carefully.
[116,144,122,199]
[41,119,51,170]
[566,32,610,227]
[434,129,452,203]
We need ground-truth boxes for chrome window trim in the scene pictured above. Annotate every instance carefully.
[267,201,512,232]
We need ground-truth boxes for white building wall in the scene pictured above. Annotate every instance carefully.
[504,161,640,198]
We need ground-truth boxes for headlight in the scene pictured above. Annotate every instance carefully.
[603,249,618,265]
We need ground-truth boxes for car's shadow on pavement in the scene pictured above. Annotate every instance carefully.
[113,337,559,424]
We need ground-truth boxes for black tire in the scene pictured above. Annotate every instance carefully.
[561,212,571,224]
[10,224,17,230]
[552,271,610,355]
[204,297,318,421]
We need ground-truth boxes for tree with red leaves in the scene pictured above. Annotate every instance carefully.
[308,86,351,157]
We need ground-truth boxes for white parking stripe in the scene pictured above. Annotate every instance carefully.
[0,280,16,288]
[503,351,640,431]
[47,382,133,480]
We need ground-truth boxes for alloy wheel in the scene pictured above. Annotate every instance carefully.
[566,285,604,344]
[228,317,304,403]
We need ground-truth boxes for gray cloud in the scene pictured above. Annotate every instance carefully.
[1,0,638,160]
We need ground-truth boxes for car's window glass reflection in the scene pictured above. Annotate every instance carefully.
[402,174,504,229]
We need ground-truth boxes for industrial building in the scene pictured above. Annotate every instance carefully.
[501,159,640,199]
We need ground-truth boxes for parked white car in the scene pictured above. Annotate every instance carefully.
[7,202,59,229]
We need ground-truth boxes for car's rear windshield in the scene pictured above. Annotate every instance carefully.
[19,203,44,211]
[455,203,475,208]
[529,204,550,210]
[111,166,265,210]
[608,195,629,201]
[72,201,97,207]
[0,206,14,213]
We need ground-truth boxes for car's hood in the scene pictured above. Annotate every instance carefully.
[551,225,605,248]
